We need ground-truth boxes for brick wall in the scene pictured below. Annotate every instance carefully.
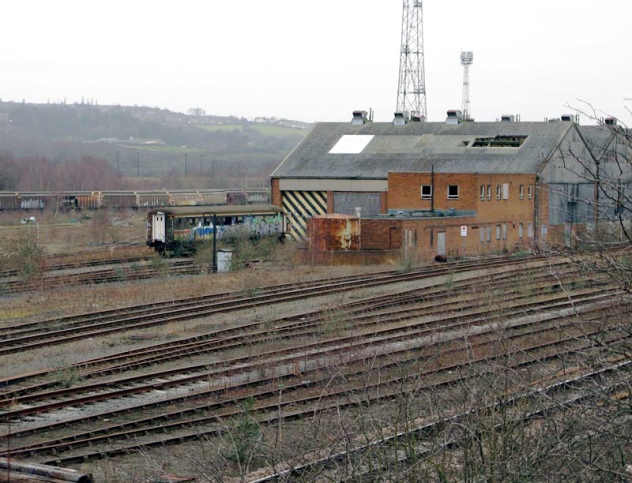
[360,218,403,250]
[270,178,281,207]
[384,172,540,259]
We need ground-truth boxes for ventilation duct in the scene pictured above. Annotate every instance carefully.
[351,111,368,125]
[446,110,463,125]
[393,111,409,126]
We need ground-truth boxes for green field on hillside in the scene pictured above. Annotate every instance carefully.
[200,124,307,137]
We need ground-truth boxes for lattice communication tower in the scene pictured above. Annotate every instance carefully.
[396,0,427,121]
[460,51,474,120]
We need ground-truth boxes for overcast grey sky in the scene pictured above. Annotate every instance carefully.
[2,1,630,124]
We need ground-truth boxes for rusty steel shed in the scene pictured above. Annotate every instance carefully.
[307,214,360,251]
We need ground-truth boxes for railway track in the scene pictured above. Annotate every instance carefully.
[250,360,632,482]
[3,304,627,466]
[0,257,200,294]
[0,256,559,356]
[0,267,616,400]
[1,260,628,462]
[0,253,631,478]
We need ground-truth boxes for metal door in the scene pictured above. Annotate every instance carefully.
[437,232,446,256]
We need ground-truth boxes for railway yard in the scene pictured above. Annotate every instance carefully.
[0,212,631,482]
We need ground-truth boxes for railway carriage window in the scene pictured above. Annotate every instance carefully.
[447,185,459,199]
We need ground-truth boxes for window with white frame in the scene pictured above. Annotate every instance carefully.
[502,183,510,200]
[502,223,507,240]
[480,185,485,200]
[527,222,534,237]
[519,185,524,200]
[421,185,432,200]
[496,184,502,200]
[480,226,485,242]
[496,224,501,240]
[448,185,459,199]
[486,185,492,200]
[486,226,492,242]
[518,223,524,238]
[527,185,533,199]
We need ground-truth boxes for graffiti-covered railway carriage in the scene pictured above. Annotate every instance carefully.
[146,204,286,253]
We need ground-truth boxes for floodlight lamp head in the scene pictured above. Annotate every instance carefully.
[460,51,474,65]
[29,216,36,222]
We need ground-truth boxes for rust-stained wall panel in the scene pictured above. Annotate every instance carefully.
[308,215,360,251]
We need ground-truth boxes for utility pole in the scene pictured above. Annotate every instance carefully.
[212,213,217,273]
[396,0,427,120]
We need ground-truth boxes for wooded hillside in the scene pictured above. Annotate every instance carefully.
[0,101,310,191]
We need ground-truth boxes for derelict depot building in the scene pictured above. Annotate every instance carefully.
[271,111,629,264]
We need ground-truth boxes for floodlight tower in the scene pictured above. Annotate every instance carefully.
[396,0,427,121]
[460,51,474,120]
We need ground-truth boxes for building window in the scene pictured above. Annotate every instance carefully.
[421,185,432,200]
[527,185,533,199]
[527,222,534,237]
[496,184,502,200]
[486,226,492,242]
[448,185,459,199]
[480,226,485,242]
[519,185,524,200]
[480,185,485,200]
[496,224,501,240]
[518,223,524,238]
[486,185,492,200]
[503,183,510,200]
[502,223,508,240]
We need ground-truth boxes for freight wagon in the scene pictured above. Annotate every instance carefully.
[0,189,270,212]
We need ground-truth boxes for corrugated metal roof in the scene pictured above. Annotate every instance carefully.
[147,204,283,216]
[272,121,575,178]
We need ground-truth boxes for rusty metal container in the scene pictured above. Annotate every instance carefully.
[308,214,360,251]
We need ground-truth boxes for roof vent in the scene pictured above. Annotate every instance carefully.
[410,111,425,122]
[604,116,617,126]
[501,114,515,122]
[351,110,369,125]
[560,114,576,122]
[446,110,463,125]
[393,111,409,126]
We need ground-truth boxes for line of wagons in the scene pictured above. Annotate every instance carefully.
[0,189,270,212]
[146,204,288,255]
